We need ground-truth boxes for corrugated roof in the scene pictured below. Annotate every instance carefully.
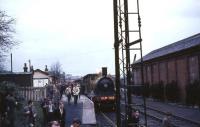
[136,33,200,63]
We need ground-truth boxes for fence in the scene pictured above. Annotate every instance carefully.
[18,86,47,101]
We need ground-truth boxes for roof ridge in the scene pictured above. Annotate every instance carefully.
[134,33,200,63]
[34,69,49,75]
[148,33,200,55]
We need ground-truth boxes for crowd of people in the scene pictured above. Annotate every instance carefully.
[1,81,173,127]
[40,100,66,127]
[38,82,81,127]
[0,82,81,127]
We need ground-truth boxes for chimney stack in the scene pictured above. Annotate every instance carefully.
[28,59,31,72]
[102,67,107,76]
[45,65,48,72]
[30,65,34,72]
[23,63,28,72]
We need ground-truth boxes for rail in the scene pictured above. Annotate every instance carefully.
[132,103,200,127]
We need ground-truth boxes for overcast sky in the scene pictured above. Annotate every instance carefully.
[1,0,200,76]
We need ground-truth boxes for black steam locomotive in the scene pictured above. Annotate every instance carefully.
[92,76,115,109]
[90,68,116,110]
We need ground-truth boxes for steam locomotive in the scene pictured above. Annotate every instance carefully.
[84,67,116,110]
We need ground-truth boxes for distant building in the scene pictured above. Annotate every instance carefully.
[0,63,53,87]
[0,72,33,87]
[0,63,33,86]
[33,69,50,87]
[82,74,100,94]
[65,74,72,80]
[132,33,200,100]
[65,74,82,82]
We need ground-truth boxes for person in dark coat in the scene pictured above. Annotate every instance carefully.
[47,100,56,123]
[65,85,72,104]
[130,110,140,127]
[41,98,48,126]
[60,84,66,99]
[54,101,66,127]
[24,100,37,127]
[5,93,17,127]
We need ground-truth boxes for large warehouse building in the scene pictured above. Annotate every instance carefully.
[132,33,200,100]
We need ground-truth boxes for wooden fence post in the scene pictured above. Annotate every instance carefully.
[18,86,48,101]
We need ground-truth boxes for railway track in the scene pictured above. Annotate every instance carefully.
[96,111,117,127]
[120,111,161,127]
[133,103,200,127]
[96,98,200,127]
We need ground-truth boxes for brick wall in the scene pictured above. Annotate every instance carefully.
[133,67,141,85]
[146,65,152,85]
[152,63,159,84]
[167,59,176,83]
[188,55,199,83]
[143,66,147,84]
[177,57,188,100]
[159,61,167,84]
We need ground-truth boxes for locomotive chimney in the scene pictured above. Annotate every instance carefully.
[102,67,107,76]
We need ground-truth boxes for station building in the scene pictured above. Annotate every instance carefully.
[33,69,50,87]
[0,64,52,87]
[132,33,200,100]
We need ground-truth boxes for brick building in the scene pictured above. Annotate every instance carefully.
[132,33,200,100]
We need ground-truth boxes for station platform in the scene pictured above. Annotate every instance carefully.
[61,95,96,127]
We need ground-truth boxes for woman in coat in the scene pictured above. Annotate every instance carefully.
[54,101,66,127]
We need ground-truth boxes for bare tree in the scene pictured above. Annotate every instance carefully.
[50,61,63,83]
[0,10,17,71]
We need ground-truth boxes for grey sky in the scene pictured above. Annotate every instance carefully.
[1,0,200,76]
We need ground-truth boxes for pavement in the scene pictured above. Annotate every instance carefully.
[61,95,96,126]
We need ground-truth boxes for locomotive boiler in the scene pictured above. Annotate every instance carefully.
[88,67,116,110]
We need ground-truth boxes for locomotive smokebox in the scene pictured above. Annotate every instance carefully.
[102,67,107,76]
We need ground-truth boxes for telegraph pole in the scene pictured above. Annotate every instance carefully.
[11,53,13,72]
[113,0,121,126]
[113,0,146,126]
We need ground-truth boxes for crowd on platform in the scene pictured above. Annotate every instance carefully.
[38,83,81,127]
[0,82,81,127]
